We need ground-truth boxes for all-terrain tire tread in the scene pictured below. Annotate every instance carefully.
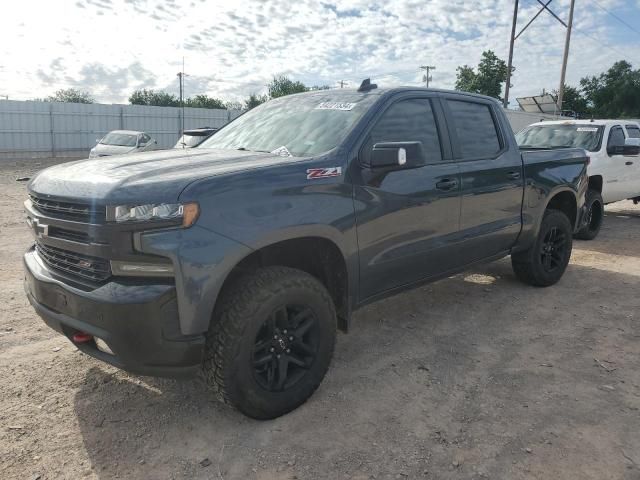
[511,209,573,287]
[202,266,335,411]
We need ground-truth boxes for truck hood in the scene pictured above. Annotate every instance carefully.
[28,148,300,204]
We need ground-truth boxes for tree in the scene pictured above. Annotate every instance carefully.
[46,88,94,104]
[185,95,226,109]
[579,61,640,118]
[553,85,589,117]
[244,93,268,110]
[268,75,307,98]
[129,89,179,107]
[455,50,508,101]
[454,66,477,94]
[224,100,244,111]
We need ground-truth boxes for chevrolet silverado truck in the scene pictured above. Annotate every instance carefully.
[517,120,640,239]
[24,83,588,419]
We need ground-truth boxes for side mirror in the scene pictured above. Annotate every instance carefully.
[370,141,425,169]
[623,138,640,156]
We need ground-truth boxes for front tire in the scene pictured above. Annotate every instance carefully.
[203,266,336,419]
[511,209,573,287]
[574,189,603,240]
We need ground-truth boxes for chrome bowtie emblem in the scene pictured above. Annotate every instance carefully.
[28,218,49,238]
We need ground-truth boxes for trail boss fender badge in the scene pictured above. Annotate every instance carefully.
[306,167,342,180]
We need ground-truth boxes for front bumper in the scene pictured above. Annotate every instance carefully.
[23,248,205,378]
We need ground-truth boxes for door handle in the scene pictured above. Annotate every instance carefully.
[436,179,458,191]
[625,161,634,166]
[507,171,521,179]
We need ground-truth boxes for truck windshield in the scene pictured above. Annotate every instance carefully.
[199,92,379,157]
[100,132,138,147]
[516,124,603,152]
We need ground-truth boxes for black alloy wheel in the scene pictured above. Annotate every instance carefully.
[252,305,319,392]
[540,226,568,273]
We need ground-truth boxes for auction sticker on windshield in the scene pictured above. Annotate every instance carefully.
[577,127,598,132]
[315,102,356,111]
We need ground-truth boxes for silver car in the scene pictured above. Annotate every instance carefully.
[89,130,158,158]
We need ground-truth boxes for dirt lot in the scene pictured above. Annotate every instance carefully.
[1,158,639,480]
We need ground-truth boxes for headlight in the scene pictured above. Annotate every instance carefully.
[110,260,174,277]
[106,202,199,227]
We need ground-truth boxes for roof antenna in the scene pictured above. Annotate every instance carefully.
[357,78,377,92]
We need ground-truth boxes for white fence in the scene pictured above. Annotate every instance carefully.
[0,100,242,160]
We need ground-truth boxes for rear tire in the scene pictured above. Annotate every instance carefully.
[203,266,336,419]
[511,209,573,287]
[574,189,603,240]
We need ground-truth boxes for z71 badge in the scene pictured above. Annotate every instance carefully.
[306,167,342,180]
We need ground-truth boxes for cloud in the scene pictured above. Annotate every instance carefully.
[1,0,639,104]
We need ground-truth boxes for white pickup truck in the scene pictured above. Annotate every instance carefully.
[517,120,640,239]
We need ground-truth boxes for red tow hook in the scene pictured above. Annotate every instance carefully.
[72,332,93,344]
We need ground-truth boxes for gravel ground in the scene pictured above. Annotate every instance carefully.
[1,158,639,480]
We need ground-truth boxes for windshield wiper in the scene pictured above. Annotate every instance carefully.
[236,147,271,153]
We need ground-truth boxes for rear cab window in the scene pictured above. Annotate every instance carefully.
[626,125,640,138]
[446,100,502,160]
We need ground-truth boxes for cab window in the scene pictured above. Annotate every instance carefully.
[607,126,625,155]
[626,125,640,138]
[361,98,443,164]
[446,100,502,160]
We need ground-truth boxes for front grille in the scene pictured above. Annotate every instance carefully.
[48,226,91,244]
[36,242,111,282]
[30,195,105,223]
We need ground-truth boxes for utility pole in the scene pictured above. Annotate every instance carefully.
[557,0,575,113]
[177,57,187,135]
[420,65,436,88]
[504,0,519,108]
[338,80,347,88]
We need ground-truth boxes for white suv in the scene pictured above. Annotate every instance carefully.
[517,120,640,239]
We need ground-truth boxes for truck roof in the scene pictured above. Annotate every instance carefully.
[108,129,145,135]
[285,86,502,104]
[528,119,640,127]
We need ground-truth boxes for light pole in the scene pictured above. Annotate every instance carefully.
[420,65,436,88]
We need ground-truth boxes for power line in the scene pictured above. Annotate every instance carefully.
[572,25,640,64]
[519,0,640,65]
[586,0,640,38]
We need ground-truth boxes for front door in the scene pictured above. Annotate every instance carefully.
[441,97,524,263]
[352,96,462,300]
[603,125,632,203]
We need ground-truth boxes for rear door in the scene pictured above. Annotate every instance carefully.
[353,95,462,299]
[623,124,640,197]
[442,96,524,264]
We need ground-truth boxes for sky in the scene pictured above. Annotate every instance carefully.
[1,0,640,108]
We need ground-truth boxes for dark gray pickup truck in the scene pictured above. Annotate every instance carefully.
[24,83,588,418]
